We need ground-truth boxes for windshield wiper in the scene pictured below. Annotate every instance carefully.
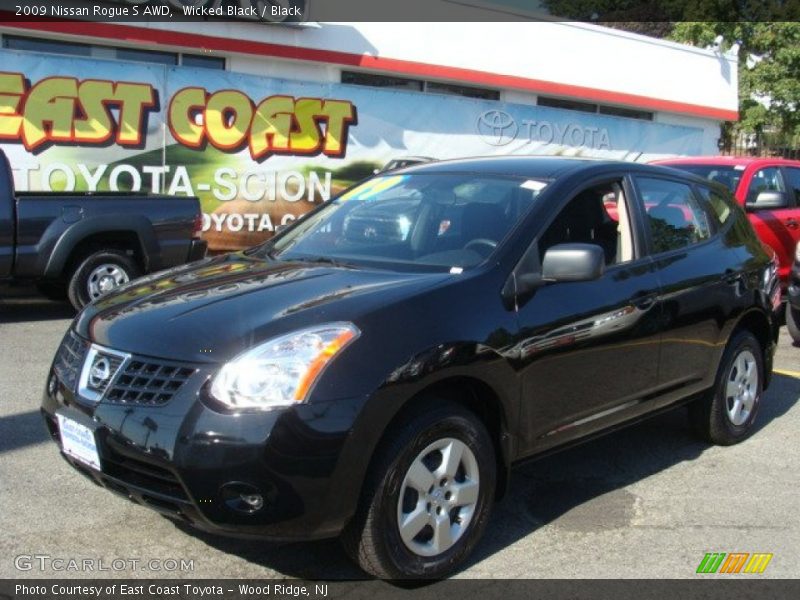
[289,256,358,269]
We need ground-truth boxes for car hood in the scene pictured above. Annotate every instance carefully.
[75,253,450,362]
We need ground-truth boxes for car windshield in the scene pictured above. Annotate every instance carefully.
[667,165,743,193]
[257,172,548,272]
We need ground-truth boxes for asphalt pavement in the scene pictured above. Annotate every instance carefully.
[1,287,798,580]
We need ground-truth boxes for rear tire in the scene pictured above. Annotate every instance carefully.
[67,250,140,310]
[689,330,763,445]
[341,401,496,579]
[787,303,800,344]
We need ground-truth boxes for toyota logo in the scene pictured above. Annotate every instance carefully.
[88,356,112,387]
[477,110,518,146]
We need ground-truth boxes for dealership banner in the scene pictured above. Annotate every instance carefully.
[0,49,705,250]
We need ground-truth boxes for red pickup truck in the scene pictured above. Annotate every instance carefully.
[653,157,800,293]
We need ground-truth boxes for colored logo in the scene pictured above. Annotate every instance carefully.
[696,552,773,574]
[477,110,517,146]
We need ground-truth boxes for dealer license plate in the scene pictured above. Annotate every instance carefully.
[57,414,101,471]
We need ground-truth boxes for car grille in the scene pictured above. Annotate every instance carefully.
[54,332,196,406]
[105,360,196,406]
[53,331,89,391]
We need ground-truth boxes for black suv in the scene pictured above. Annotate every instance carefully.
[42,158,779,579]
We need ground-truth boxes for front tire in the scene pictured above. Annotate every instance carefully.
[689,330,763,445]
[787,303,800,344]
[342,401,496,579]
[67,250,140,310]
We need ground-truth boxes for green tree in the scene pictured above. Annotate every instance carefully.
[670,22,800,148]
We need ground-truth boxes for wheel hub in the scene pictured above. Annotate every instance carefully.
[87,263,130,300]
[98,276,116,293]
[725,349,758,427]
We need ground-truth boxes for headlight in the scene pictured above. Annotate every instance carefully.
[210,322,360,410]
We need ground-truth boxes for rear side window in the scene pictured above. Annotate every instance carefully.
[783,167,800,206]
[696,185,733,227]
[636,177,712,254]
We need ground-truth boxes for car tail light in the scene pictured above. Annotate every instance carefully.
[192,214,203,239]
[763,254,781,311]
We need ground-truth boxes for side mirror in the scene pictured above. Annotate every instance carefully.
[746,191,790,211]
[542,243,605,283]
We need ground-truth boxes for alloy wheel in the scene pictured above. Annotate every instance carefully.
[396,437,480,557]
[725,349,758,426]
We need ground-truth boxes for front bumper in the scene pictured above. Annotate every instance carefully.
[41,334,367,541]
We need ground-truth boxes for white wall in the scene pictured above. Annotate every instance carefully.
[227,54,340,82]
[81,20,737,115]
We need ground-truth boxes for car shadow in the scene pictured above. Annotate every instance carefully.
[169,373,800,580]
[0,409,51,453]
[0,286,74,323]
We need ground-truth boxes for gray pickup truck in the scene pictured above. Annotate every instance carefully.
[0,149,207,310]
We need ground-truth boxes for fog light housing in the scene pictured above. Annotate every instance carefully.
[220,482,265,514]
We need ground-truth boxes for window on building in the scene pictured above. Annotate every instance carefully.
[637,177,712,254]
[341,71,423,91]
[2,35,91,57]
[2,35,225,70]
[115,47,177,66]
[538,95,654,121]
[341,71,499,99]
[599,105,653,121]
[537,96,598,114]
[181,54,226,70]
[425,81,500,100]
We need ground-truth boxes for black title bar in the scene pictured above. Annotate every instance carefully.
[1,0,798,23]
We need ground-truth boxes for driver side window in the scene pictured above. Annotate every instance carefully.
[746,167,787,207]
[538,179,634,266]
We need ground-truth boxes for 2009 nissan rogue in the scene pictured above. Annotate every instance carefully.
[41,157,780,579]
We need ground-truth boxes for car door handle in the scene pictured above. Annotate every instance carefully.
[785,218,799,229]
[631,291,657,310]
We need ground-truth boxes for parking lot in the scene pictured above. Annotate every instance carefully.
[1,287,799,580]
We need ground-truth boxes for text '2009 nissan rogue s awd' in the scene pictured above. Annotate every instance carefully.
[41,157,780,579]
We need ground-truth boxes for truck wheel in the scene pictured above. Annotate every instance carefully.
[342,401,496,579]
[689,330,763,446]
[35,281,67,302]
[67,250,140,310]
[787,303,800,344]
